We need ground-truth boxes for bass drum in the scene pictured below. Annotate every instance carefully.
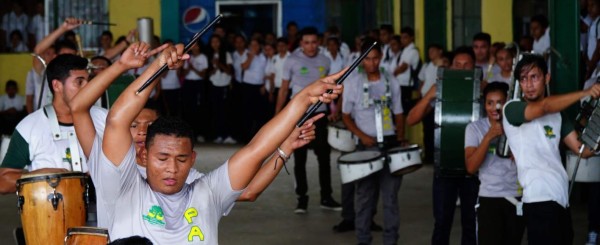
[337,151,384,184]
[17,172,88,245]
[566,152,600,182]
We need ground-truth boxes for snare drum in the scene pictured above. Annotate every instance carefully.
[17,172,88,245]
[566,152,600,182]
[388,145,423,175]
[328,121,356,152]
[65,226,109,245]
[0,134,10,163]
[338,151,385,184]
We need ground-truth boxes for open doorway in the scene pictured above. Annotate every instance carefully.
[216,1,281,38]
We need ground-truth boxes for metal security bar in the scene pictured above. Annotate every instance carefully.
[47,0,108,51]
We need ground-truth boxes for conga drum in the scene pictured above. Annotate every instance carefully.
[17,172,88,245]
[65,226,109,245]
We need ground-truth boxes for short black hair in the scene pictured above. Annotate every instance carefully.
[287,21,298,29]
[146,117,195,149]
[531,14,549,29]
[91,56,112,66]
[400,27,414,37]
[483,81,509,100]
[428,43,444,51]
[453,46,476,63]
[46,54,88,95]
[101,30,113,40]
[472,32,491,45]
[54,40,77,53]
[327,36,340,46]
[514,53,547,81]
[108,236,153,245]
[299,26,319,40]
[5,80,17,89]
[380,24,394,34]
[276,37,288,45]
[391,34,401,43]
[361,37,381,55]
[9,30,23,40]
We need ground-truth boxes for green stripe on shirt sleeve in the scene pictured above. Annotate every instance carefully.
[1,131,30,169]
[505,100,528,126]
[560,112,575,139]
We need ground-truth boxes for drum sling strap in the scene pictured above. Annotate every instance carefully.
[361,70,392,144]
[44,105,83,172]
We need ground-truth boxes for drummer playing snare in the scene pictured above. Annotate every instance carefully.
[340,39,406,245]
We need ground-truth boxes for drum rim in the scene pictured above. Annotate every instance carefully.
[17,172,87,184]
[338,151,384,163]
[67,226,109,236]
[387,144,420,153]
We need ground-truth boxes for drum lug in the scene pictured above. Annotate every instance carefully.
[47,189,63,211]
[406,153,411,160]
[17,195,24,213]
[83,184,90,209]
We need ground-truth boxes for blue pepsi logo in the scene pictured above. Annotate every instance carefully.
[183,6,209,33]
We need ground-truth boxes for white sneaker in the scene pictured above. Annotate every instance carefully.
[196,136,205,143]
[223,136,237,144]
[213,137,224,144]
[587,231,598,245]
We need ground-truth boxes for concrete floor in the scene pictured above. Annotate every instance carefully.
[0,144,591,244]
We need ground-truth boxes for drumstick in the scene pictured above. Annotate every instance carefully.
[296,41,378,127]
[135,14,223,95]
[82,20,116,26]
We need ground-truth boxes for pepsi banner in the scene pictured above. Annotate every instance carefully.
[179,0,216,43]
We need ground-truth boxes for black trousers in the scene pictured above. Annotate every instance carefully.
[240,83,267,142]
[161,88,181,118]
[524,201,573,245]
[477,197,525,245]
[293,115,332,199]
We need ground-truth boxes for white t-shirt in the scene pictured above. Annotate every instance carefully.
[209,52,233,87]
[0,106,107,172]
[0,94,24,111]
[89,137,241,244]
[232,50,248,82]
[1,11,28,44]
[418,62,438,96]
[272,52,289,89]
[533,27,551,55]
[242,53,267,85]
[589,17,600,65]
[503,100,571,207]
[342,70,403,137]
[161,70,180,90]
[396,43,420,86]
[28,14,46,44]
[487,72,514,91]
[26,68,52,111]
[465,117,520,198]
[325,51,345,75]
[282,51,330,112]
[184,54,208,81]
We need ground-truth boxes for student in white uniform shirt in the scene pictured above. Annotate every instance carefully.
[71,42,342,243]
[346,35,364,66]
[1,1,28,49]
[325,36,346,75]
[240,38,268,142]
[181,40,208,141]
[418,44,444,97]
[393,27,420,111]
[531,15,551,56]
[587,0,600,80]
[270,38,290,112]
[206,35,236,144]
[465,82,525,244]
[379,24,394,62]
[485,47,515,90]
[27,2,46,46]
[503,54,600,244]
[0,80,25,134]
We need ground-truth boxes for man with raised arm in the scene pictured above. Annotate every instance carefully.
[82,43,343,243]
[503,54,600,244]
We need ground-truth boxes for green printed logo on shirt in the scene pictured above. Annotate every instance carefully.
[143,205,165,227]
[300,66,309,75]
[543,125,556,139]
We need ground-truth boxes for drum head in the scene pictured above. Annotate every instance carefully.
[67,226,109,236]
[17,172,87,185]
[339,151,382,163]
[388,144,420,154]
